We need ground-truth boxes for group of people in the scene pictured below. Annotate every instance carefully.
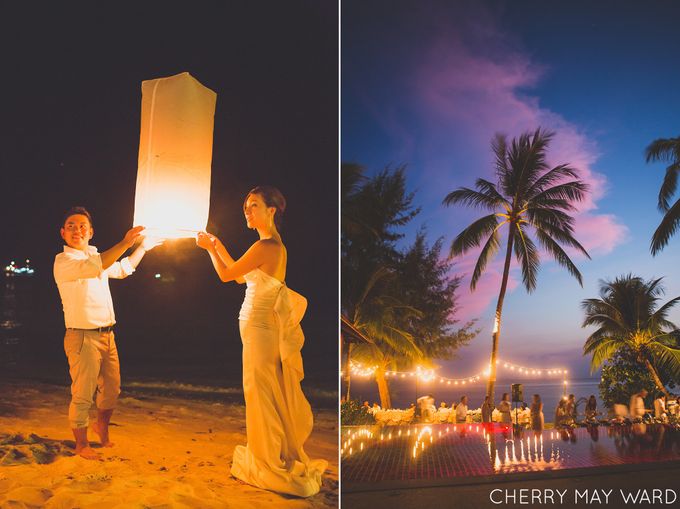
[363,387,679,430]
[53,186,326,498]
[420,395,471,423]
[627,389,679,422]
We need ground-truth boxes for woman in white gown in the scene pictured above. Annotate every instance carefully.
[197,186,327,497]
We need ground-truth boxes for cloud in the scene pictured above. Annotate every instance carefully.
[412,20,629,316]
[452,247,520,322]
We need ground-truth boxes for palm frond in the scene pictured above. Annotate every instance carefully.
[530,181,589,204]
[507,128,554,198]
[535,229,584,286]
[355,266,392,312]
[658,162,680,212]
[513,225,539,292]
[644,136,680,164]
[491,133,509,183]
[648,342,680,379]
[651,197,680,255]
[360,319,423,358]
[475,178,510,208]
[527,198,577,212]
[470,227,500,290]
[529,213,590,259]
[525,207,575,232]
[583,337,621,373]
[443,187,503,210]
[449,214,500,257]
[526,164,580,197]
[582,311,627,334]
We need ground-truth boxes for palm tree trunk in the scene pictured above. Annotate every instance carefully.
[486,224,516,406]
[642,357,670,398]
[344,341,353,401]
[375,367,392,409]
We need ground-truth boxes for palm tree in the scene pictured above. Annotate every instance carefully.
[582,274,680,397]
[443,128,590,404]
[645,136,680,255]
[346,266,423,408]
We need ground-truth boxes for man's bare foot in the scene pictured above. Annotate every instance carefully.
[75,445,101,460]
[92,421,114,448]
[72,427,102,458]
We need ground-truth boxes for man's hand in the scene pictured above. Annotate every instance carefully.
[123,226,145,248]
[141,236,164,251]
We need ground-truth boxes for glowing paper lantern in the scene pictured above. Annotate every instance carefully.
[133,72,216,238]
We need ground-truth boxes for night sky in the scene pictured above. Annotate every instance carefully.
[1,3,338,391]
[343,0,680,379]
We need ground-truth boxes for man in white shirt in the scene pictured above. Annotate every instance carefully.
[654,394,667,421]
[54,207,160,460]
[455,395,469,423]
[629,389,648,420]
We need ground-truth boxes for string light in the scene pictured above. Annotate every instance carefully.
[348,359,568,384]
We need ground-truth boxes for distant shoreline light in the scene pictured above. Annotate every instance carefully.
[4,260,35,276]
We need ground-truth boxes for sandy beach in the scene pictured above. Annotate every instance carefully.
[0,380,338,508]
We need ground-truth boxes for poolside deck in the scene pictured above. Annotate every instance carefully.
[342,423,680,493]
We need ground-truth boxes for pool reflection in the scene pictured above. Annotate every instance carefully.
[342,423,680,483]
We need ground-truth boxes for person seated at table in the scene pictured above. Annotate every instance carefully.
[654,393,667,421]
[497,393,512,424]
[371,402,381,414]
[629,389,648,420]
[555,399,569,427]
[585,395,598,421]
[565,394,576,421]
[455,395,469,423]
[612,403,629,423]
[439,402,448,409]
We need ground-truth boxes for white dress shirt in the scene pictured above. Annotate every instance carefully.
[54,245,134,328]
[455,403,468,422]
[654,398,666,418]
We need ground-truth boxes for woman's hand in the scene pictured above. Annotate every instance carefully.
[196,231,218,250]
[141,235,164,251]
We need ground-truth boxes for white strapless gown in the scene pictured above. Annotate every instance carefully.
[230,268,327,497]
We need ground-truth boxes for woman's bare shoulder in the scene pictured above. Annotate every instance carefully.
[254,238,285,250]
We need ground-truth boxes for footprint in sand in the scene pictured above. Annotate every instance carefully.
[0,447,31,466]
[0,433,74,465]
[2,487,53,506]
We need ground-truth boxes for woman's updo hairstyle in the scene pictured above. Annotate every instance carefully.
[245,186,286,230]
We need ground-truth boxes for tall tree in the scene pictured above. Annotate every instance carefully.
[582,274,680,397]
[342,164,475,407]
[396,230,477,360]
[341,164,422,407]
[645,136,680,255]
[443,128,590,404]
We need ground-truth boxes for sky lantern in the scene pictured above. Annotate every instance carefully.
[133,72,216,238]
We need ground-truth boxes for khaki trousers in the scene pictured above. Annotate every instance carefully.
[63,329,121,429]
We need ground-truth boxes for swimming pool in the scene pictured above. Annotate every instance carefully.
[341,423,680,484]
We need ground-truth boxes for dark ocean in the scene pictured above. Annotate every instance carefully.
[0,264,337,408]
